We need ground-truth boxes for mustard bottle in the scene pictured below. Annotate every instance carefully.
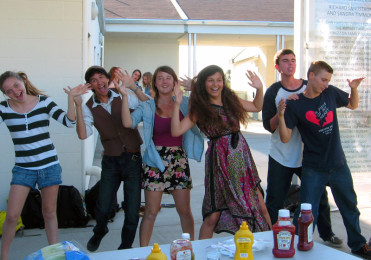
[146,243,168,260]
[234,221,254,260]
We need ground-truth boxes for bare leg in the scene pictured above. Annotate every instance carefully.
[139,190,163,247]
[40,185,59,245]
[198,211,221,240]
[171,189,194,240]
[257,188,272,229]
[1,185,30,260]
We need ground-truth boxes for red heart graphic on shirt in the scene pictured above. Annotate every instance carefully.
[305,110,333,127]
[322,111,333,126]
[305,111,320,126]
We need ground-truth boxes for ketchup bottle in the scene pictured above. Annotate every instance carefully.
[170,233,194,260]
[272,209,295,258]
[297,203,314,251]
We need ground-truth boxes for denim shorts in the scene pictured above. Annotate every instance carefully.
[11,163,62,189]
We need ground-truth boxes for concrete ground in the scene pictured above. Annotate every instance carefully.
[4,121,371,259]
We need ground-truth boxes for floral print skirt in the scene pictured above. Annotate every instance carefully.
[142,146,192,192]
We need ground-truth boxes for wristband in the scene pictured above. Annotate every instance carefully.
[133,86,140,93]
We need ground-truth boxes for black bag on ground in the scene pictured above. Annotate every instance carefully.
[21,188,44,229]
[283,184,301,214]
[56,185,89,228]
[84,180,119,220]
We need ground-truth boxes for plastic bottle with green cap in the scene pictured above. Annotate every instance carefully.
[146,243,168,260]
[234,221,254,260]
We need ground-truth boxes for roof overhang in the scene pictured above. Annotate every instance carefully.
[105,18,294,35]
[97,0,106,33]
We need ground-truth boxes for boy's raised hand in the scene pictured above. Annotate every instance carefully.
[347,77,365,89]
[277,98,286,117]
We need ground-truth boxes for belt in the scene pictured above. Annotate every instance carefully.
[123,146,141,154]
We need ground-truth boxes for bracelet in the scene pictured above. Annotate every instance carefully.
[133,86,140,93]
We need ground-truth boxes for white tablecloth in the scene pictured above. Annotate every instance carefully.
[88,231,358,259]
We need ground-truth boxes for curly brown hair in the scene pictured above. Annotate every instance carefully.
[189,65,248,132]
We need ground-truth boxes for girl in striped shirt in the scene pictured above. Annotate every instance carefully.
[0,71,88,260]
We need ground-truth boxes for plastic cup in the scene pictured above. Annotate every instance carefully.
[206,250,221,260]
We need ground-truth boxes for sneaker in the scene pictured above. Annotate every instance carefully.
[87,234,104,252]
[352,243,371,259]
[118,244,132,250]
[324,235,343,248]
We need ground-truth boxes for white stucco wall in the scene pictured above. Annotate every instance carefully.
[0,0,103,210]
[104,36,179,77]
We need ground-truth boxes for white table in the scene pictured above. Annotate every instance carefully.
[88,231,359,259]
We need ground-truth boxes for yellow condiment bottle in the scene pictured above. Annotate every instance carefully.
[234,221,254,260]
[146,243,168,260]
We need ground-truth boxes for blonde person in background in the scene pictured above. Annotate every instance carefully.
[142,72,154,97]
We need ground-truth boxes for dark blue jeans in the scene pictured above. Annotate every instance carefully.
[295,163,366,251]
[93,152,142,249]
[266,156,334,240]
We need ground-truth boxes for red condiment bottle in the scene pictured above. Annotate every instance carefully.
[297,203,314,251]
[170,233,194,260]
[272,209,296,258]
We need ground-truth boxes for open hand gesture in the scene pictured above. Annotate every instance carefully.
[118,69,136,90]
[179,75,192,91]
[173,83,183,105]
[114,77,127,96]
[347,77,365,89]
[63,83,90,98]
[277,98,286,117]
[245,70,263,90]
[286,93,299,101]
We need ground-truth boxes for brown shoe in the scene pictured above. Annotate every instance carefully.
[352,243,371,259]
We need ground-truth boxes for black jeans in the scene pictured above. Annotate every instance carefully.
[266,156,334,240]
[93,152,142,248]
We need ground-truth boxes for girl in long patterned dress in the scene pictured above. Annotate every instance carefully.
[171,65,272,239]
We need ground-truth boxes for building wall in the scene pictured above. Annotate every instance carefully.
[0,0,102,210]
[104,36,179,77]
[81,0,105,190]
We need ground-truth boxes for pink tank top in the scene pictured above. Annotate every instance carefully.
[153,112,184,146]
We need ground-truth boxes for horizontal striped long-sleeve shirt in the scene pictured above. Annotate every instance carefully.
[0,95,76,170]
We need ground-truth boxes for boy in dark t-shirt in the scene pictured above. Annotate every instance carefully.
[277,60,370,259]
[263,49,341,248]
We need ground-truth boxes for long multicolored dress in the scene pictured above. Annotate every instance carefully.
[200,104,270,234]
